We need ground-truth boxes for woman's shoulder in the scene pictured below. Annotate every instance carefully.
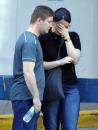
[69,31,80,42]
[69,31,79,38]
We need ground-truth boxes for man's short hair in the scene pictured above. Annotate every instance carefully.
[53,8,71,23]
[30,5,54,24]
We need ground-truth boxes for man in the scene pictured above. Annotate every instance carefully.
[10,5,53,130]
[39,8,81,130]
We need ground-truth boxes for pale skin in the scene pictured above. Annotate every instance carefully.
[44,19,80,70]
[55,20,81,64]
[23,62,41,112]
[44,57,73,70]
[23,16,53,112]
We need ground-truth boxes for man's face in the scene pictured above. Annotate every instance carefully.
[39,16,53,34]
[52,19,70,34]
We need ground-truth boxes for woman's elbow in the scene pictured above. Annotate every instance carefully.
[73,56,80,64]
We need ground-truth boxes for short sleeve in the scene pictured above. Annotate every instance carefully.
[39,34,47,60]
[22,41,36,62]
[70,32,81,51]
[39,34,46,49]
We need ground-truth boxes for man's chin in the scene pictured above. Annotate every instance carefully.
[42,30,49,34]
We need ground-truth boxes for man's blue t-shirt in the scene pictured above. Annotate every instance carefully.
[11,31,45,100]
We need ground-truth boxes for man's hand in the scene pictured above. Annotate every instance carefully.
[56,24,70,41]
[33,96,41,112]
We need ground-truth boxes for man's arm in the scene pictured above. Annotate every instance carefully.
[23,61,41,112]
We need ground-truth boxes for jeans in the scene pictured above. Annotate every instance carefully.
[12,100,40,130]
[42,84,80,130]
[42,100,61,130]
[61,84,80,130]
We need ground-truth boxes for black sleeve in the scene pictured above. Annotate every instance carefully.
[39,34,47,60]
[39,35,45,49]
[69,32,81,51]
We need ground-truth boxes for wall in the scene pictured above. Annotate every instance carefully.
[0,0,98,78]
[0,0,18,75]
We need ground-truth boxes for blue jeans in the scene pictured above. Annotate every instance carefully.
[12,100,40,130]
[42,100,61,130]
[42,84,80,130]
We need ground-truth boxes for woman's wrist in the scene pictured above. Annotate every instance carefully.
[56,60,61,66]
[64,35,70,42]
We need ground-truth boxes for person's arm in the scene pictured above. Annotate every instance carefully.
[65,40,80,64]
[43,56,73,70]
[23,61,41,112]
[56,24,81,64]
[22,34,41,112]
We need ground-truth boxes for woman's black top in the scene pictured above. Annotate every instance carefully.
[39,31,81,85]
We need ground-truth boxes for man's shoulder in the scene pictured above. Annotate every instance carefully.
[23,31,38,43]
[15,32,38,50]
[15,32,25,48]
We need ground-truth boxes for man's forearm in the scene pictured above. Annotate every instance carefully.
[24,71,39,98]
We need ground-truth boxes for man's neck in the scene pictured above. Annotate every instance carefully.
[26,24,40,37]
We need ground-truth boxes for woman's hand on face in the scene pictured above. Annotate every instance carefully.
[56,24,70,41]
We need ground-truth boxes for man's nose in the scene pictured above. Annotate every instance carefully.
[50,22,53,28]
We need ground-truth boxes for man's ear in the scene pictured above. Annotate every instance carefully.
[37,17,43,25]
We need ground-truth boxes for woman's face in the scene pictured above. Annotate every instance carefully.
[52,19,70,34]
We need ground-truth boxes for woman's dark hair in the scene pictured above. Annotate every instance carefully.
[53,8,71,23]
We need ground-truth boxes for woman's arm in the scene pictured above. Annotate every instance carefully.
[43,56,73,70]
[56,24,81,64]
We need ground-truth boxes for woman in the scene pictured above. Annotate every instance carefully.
[39,7,81,130]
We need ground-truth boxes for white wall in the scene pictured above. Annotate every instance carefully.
[91,0,98,78]
[0,0,18,75]
[0,0,98,78]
